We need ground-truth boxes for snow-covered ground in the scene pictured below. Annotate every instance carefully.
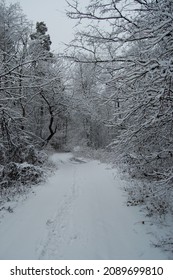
[0,153,170,259]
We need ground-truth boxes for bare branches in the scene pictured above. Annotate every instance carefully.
[65,0,173,192]
[66,0,138,26]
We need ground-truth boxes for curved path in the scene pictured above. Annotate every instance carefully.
[0,153,167,259]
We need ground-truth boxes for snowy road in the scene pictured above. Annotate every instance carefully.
[0,153,167,259]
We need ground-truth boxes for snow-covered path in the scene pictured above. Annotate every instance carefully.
[0,153,167,259]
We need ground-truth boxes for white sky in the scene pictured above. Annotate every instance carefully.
[6,0,77,52]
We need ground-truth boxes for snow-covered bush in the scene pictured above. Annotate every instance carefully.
[4,143,47,165]
[0,141,47,190]
[1,162,43,189]
[125,178,173,218]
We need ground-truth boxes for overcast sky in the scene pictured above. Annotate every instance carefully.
[6,0,77,52]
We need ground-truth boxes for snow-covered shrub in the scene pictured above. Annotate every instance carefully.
[6,143,47,165]
[18,163,43,185]
[155,237,173,254]
[125,178,173,218]
[1,162,43,188]
[24,146,48,165]
[0,135,49,192]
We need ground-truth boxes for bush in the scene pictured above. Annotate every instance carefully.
[5,144,47,165]
[125,178,173,218]
[0,162,43,188]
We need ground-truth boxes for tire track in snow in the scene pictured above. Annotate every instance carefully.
[38,164,79,259]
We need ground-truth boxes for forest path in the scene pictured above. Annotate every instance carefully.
[0,153,167,259]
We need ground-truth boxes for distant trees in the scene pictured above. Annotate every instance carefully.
[66,59,110,149]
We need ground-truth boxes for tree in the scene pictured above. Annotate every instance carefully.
[0,2,67,189]
[0,1,32,161]
[29,22,67,146]
[30,21,52,52]
[66,0,173,217]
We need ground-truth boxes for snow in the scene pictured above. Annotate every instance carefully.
[0,153,169,259]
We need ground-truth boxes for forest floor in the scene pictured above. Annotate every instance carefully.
[0,153,171,259]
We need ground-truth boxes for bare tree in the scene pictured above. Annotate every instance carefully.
[66,0,173,219]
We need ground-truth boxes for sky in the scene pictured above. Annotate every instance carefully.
[6,0,77,52]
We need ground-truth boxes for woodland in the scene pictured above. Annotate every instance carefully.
[0,0,173,250]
